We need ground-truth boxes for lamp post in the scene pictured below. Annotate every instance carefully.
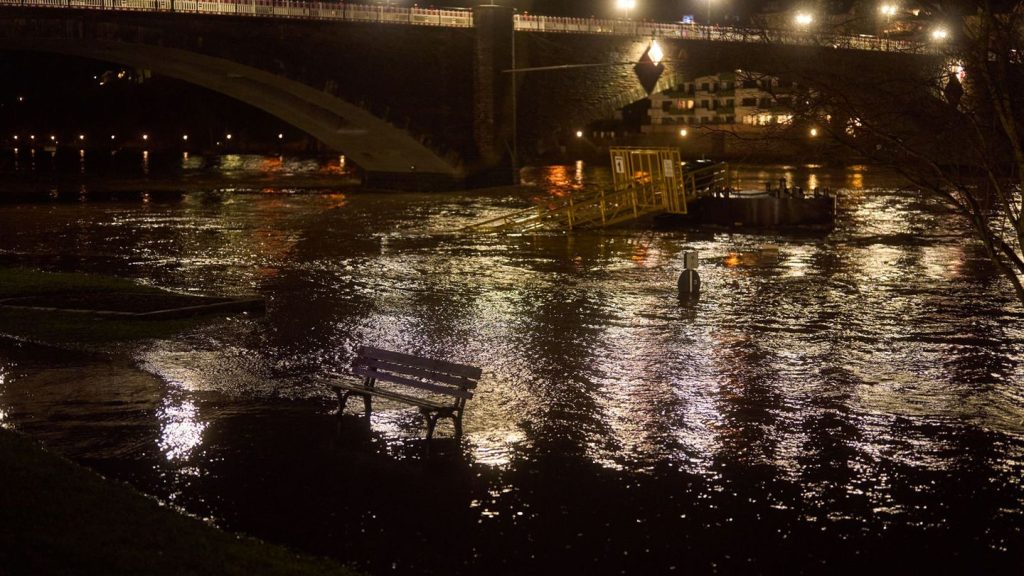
[879,3,897,40]
[616,0,635,20]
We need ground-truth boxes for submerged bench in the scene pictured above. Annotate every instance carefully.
[328,346,481,439]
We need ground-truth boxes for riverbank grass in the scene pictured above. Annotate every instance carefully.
[0,267,225,345]
[0,427,360,576]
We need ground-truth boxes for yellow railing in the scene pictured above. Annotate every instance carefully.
[462,158,730,234]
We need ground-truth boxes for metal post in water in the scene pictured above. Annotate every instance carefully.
[678,250,701,296]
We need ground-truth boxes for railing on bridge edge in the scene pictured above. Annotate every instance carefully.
[0,0,936,54]
[0,0,474,27]
[514,14,933,54]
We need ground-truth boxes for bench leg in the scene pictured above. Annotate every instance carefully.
[335,389,350,414]
[336,390,372,417]
[453,411,464,439]
[424,412,440,440]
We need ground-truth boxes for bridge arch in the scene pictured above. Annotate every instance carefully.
[0,37,459,188]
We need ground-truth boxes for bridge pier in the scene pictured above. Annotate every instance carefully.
[472,4,515,185]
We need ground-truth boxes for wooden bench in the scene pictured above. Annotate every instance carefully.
[327,346,481,439]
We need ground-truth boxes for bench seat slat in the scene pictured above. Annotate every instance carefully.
[359,346,482,380]
[355,357,479,389]
[331,380,450,411]
[352,366,474,400]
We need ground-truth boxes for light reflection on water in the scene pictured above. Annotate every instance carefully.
[0,157,1022,573]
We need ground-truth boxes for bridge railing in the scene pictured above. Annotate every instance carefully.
[0,0,474,27]
[513,14,932,54]
[0,0,932,53]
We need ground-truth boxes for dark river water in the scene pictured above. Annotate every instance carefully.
[0,151,1022,574]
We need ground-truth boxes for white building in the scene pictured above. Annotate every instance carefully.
[644,70,797,133]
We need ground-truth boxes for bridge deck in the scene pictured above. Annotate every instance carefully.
[0,0,936,55]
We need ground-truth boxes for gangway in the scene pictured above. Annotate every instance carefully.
[462,148,730,233]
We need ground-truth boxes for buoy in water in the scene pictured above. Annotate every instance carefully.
[678,269,701,294]
[678,250,701,295]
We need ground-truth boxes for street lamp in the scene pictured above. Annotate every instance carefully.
[931,26,949,41]
[794,12,813,27]
[615,0,635,20]
[879,4,896,34]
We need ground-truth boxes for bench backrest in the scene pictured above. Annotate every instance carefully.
[352,346,481,401]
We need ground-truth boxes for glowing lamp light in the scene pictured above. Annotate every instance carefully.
[810,128,819,137]
[679,128,688,137]
[49,135,55,141]
[277,133,284,140]
[110,135,116,140]
[12,135,17,141]
[183,134,189,141]
[794,12,813,26]
[879,4,897,16]
[931,27,949,41]
[78,134,85,141]
[576,130,584,138]
[226,133,233,140]
[649,40,664,66]
[615,0,636,11]
[142,134,149,141]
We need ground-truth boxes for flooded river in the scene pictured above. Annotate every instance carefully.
[0,152,1022,574]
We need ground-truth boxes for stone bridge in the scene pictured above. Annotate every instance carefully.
[0,1,942,188]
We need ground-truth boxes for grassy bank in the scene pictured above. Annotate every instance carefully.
[0,268,225,345]
[0,268,356,574]
[0,427,359,576]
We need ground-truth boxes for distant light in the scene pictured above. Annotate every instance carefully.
[649,40,664,66]
[142,134,149,141]
[49,135,55,141]
[110,135,116,140]
[277,133,284,140]
[931,27,949,41]
[29,135,35,140]
[794,12,813,26]
[810,128,819,137]
[679,128,688,137]
[182,134,189,141]
[226,133,233,140]
[576,130,584,138]
[17,96,23,102]
[78,134,85,141]
[615,0,636,11]
[879,3,897,16]
[12,135,17,141]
